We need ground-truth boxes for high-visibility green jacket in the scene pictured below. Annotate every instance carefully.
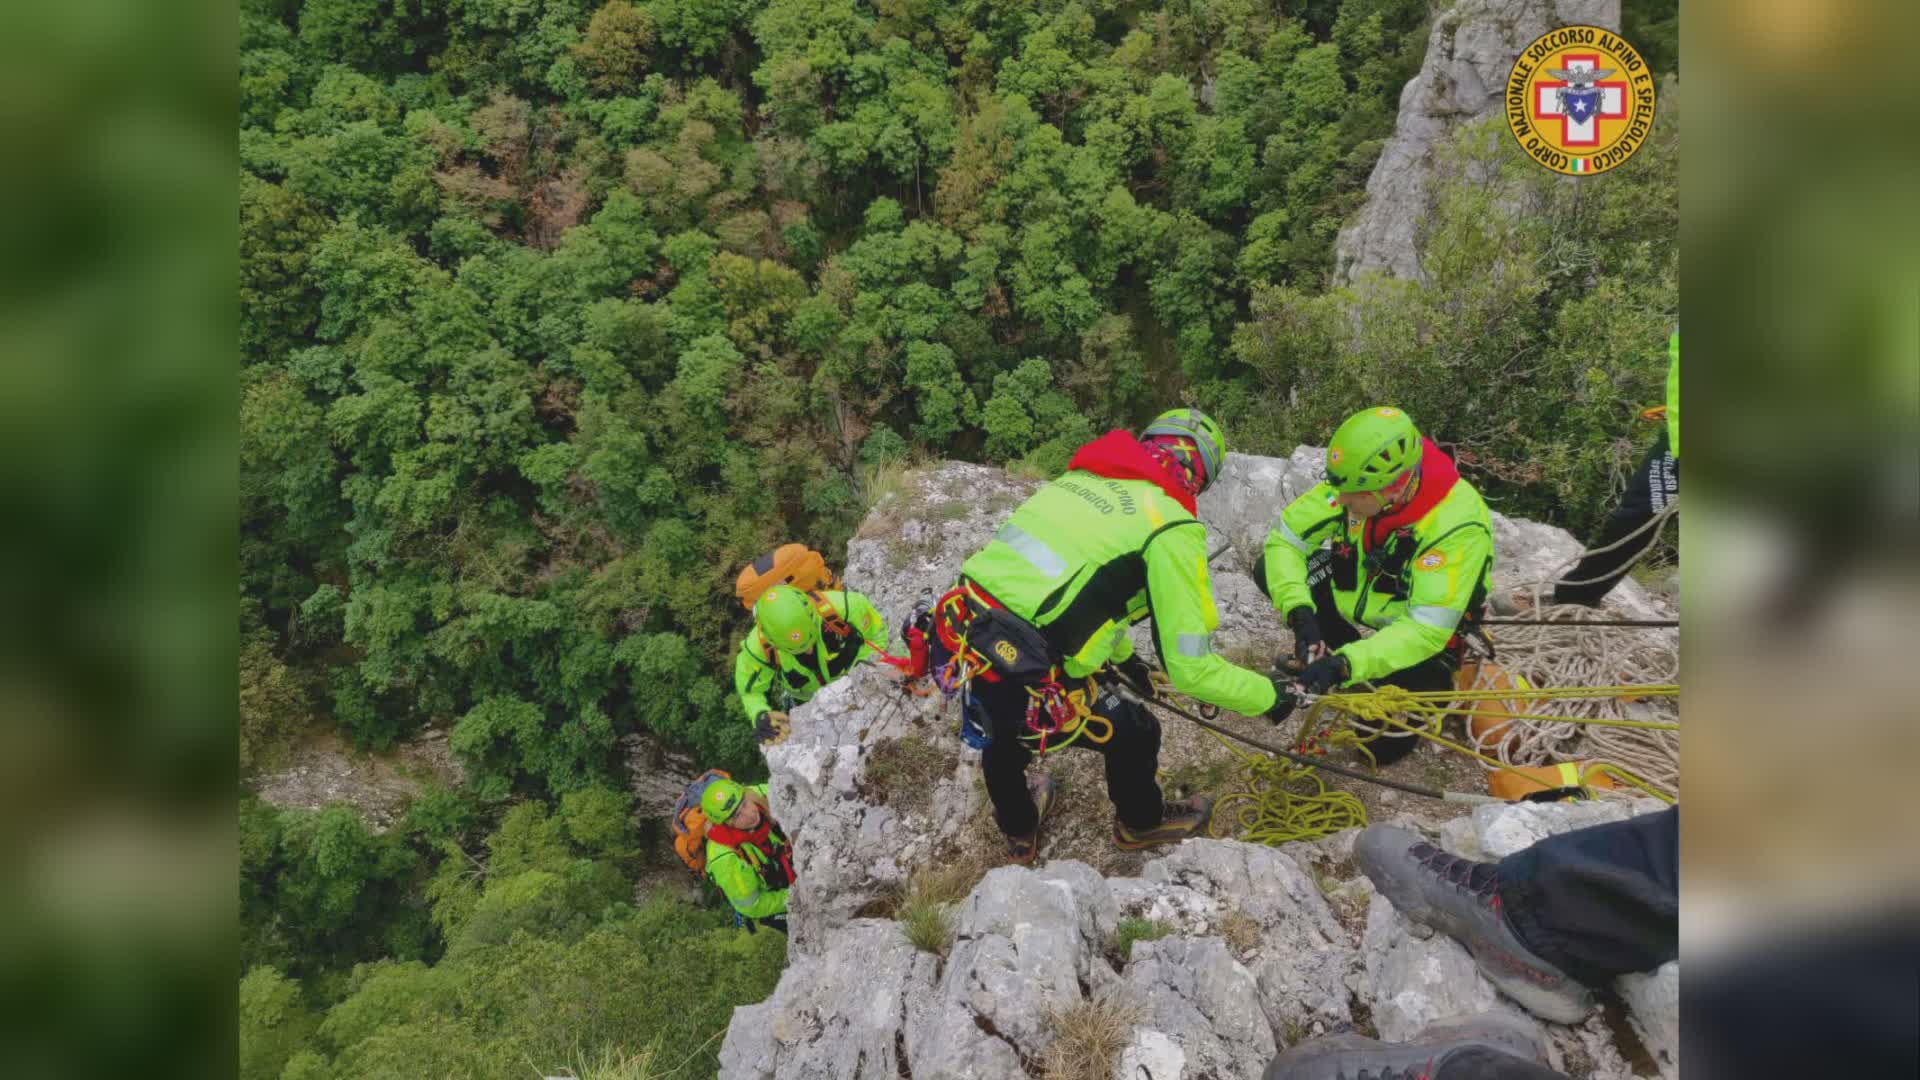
[733,588,888,724]
[960,464,1278,717]
[703,784,790,920]
[1667,330,1680,457]
[1262,473,1494,686]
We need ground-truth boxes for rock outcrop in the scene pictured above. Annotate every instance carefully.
[720,454,1678,1079]
[1335,0,1621,282]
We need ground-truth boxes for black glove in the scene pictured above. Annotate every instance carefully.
[899,599,933,645]
[754,710,792,746]
[1114,655,1153,690]
[1287,606,1324,665]
[1264,677,1298,724]
[1297,652,1350,695]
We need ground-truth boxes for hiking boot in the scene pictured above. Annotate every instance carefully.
[1262,1013,1558,1080]
[1355,826,1594,1023]
[1005,773,1058,865]
[1113,795,1214,851]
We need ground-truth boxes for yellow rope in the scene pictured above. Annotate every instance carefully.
[1186,682,1679,846]
[1195,726,1370,844]
[1319,684,1681,730]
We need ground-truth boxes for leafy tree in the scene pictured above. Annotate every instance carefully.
[573,1,657,94]
[239,966,319,1080]
[240,177,328,363]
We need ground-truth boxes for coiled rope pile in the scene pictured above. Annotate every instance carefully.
[1482,498,1681,793]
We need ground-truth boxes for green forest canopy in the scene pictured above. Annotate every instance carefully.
[240,0,1676,1074]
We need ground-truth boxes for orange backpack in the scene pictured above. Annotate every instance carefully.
[671,769,735,878]
[735,544,841,611]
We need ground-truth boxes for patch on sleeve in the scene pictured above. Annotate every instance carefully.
[1416,550,1448,572]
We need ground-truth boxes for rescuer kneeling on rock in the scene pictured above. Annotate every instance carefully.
[1255,406,1494,765]
[933,408,1293,864]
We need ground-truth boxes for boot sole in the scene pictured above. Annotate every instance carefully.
[1113,832,1200,851]
[1356,827,1594,1024]
[1264,1015,1547,1079]
[1113,807,1213,850]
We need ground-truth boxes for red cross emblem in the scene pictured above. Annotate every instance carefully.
[1533,53,1629,147]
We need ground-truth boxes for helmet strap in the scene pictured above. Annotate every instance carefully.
[1380,465,1420,509]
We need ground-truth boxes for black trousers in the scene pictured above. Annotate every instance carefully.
[1555,431,1678,606]
[937,638,1166,836]
[1496,806,1679,987]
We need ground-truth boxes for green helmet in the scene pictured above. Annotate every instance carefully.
[1326,407,1422,493]
[1142,408,1227,491]
[701,778,747,822]
[755,585,819,654]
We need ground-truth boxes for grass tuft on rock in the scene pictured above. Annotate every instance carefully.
[1040,989,1145,1080]
[895,853,993,955]
[1110,916,1173,963]
[898,893,954,954]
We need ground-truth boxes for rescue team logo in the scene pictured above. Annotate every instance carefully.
[1417,550,1448,572]
[1506,25,1655,176]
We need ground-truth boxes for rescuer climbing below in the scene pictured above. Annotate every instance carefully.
[1256,407,1495,765]
[934,408,1294,863]
[699,778,796,933]
[733,582,889,749]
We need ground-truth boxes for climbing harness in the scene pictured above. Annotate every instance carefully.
[930,579,1117,753]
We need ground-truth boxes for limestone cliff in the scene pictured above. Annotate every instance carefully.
[1335,0,1621,282]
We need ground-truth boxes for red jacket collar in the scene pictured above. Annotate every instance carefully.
[1067,430,1198,514]
[708,816,778,850]
[1367,439,1459,547]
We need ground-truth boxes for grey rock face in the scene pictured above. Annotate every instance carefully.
[621,726,699,818]
[1141,841,1358,1037]
[718,919,941,1080]
[940,863,1112,1050]
[1335,0,1621,282]
[1125,936,1276,1078]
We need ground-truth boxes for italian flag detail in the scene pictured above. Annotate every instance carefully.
[1571,157,1590,174]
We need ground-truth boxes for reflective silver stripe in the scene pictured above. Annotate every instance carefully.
[1277,520,1311,553]
[1410,605,1463,630]
[732,890,762,911]
[997,523,1068,577]
[1177,632,1212,658]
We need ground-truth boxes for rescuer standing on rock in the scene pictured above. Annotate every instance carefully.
[932,408,1293,863]
[1255,406,1495,765]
